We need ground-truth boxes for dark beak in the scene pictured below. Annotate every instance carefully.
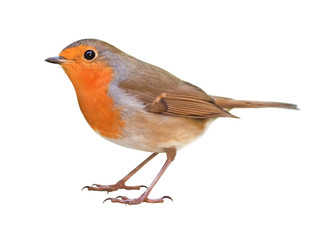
[45,56,70,64]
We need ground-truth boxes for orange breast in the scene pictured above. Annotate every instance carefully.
[61,60,125,138]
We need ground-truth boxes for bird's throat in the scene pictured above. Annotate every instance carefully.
[62,63,125,138]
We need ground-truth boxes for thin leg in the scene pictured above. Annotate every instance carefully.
[82,152,159,192]
[104,147,176,205]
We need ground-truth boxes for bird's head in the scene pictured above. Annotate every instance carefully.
[45,39,123,91]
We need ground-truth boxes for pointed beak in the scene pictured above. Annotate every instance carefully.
[45,56,71,64]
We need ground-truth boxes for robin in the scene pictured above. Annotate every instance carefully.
[46,39,297,205]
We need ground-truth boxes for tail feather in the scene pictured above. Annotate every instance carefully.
[212,96,298,110]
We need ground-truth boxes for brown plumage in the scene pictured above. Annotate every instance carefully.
[46,39,297,205]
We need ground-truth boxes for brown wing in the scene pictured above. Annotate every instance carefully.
[117,64,236,118]
[144,82,236,118]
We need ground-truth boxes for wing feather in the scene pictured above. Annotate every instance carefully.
[116,62,236,119]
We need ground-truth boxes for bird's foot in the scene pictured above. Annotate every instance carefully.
[82,181,147,193]
[103,195,173,205]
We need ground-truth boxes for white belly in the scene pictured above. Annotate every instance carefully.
[102,110,213,153]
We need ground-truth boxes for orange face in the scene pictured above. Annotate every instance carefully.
[55,44,125,138]
[59,45,112,91]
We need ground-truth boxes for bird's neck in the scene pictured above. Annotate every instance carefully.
[63,63,125,138]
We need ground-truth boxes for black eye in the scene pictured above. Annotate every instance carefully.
[84,50,96,60]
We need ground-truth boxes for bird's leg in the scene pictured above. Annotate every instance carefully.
[104,147,176,205]
[82,152,158,192]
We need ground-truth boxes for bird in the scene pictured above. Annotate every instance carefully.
[46,39,297,205]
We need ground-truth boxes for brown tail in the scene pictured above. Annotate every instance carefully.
[212,96,298,110]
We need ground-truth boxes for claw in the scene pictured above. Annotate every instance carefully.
[102,195,173,205]
[81,183,146,192]
[81,186,90,191]
[103,196,125,204]
[103,197,113,204]
[162,196,173,202]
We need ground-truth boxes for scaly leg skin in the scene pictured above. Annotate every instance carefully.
[82,182,147,192]
[104,195,173,204]
[82,153,158,193]
[103,148,176,205]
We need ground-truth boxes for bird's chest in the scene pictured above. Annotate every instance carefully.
[76,90,125,139]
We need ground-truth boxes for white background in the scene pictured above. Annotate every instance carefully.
[0,0,323,239]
